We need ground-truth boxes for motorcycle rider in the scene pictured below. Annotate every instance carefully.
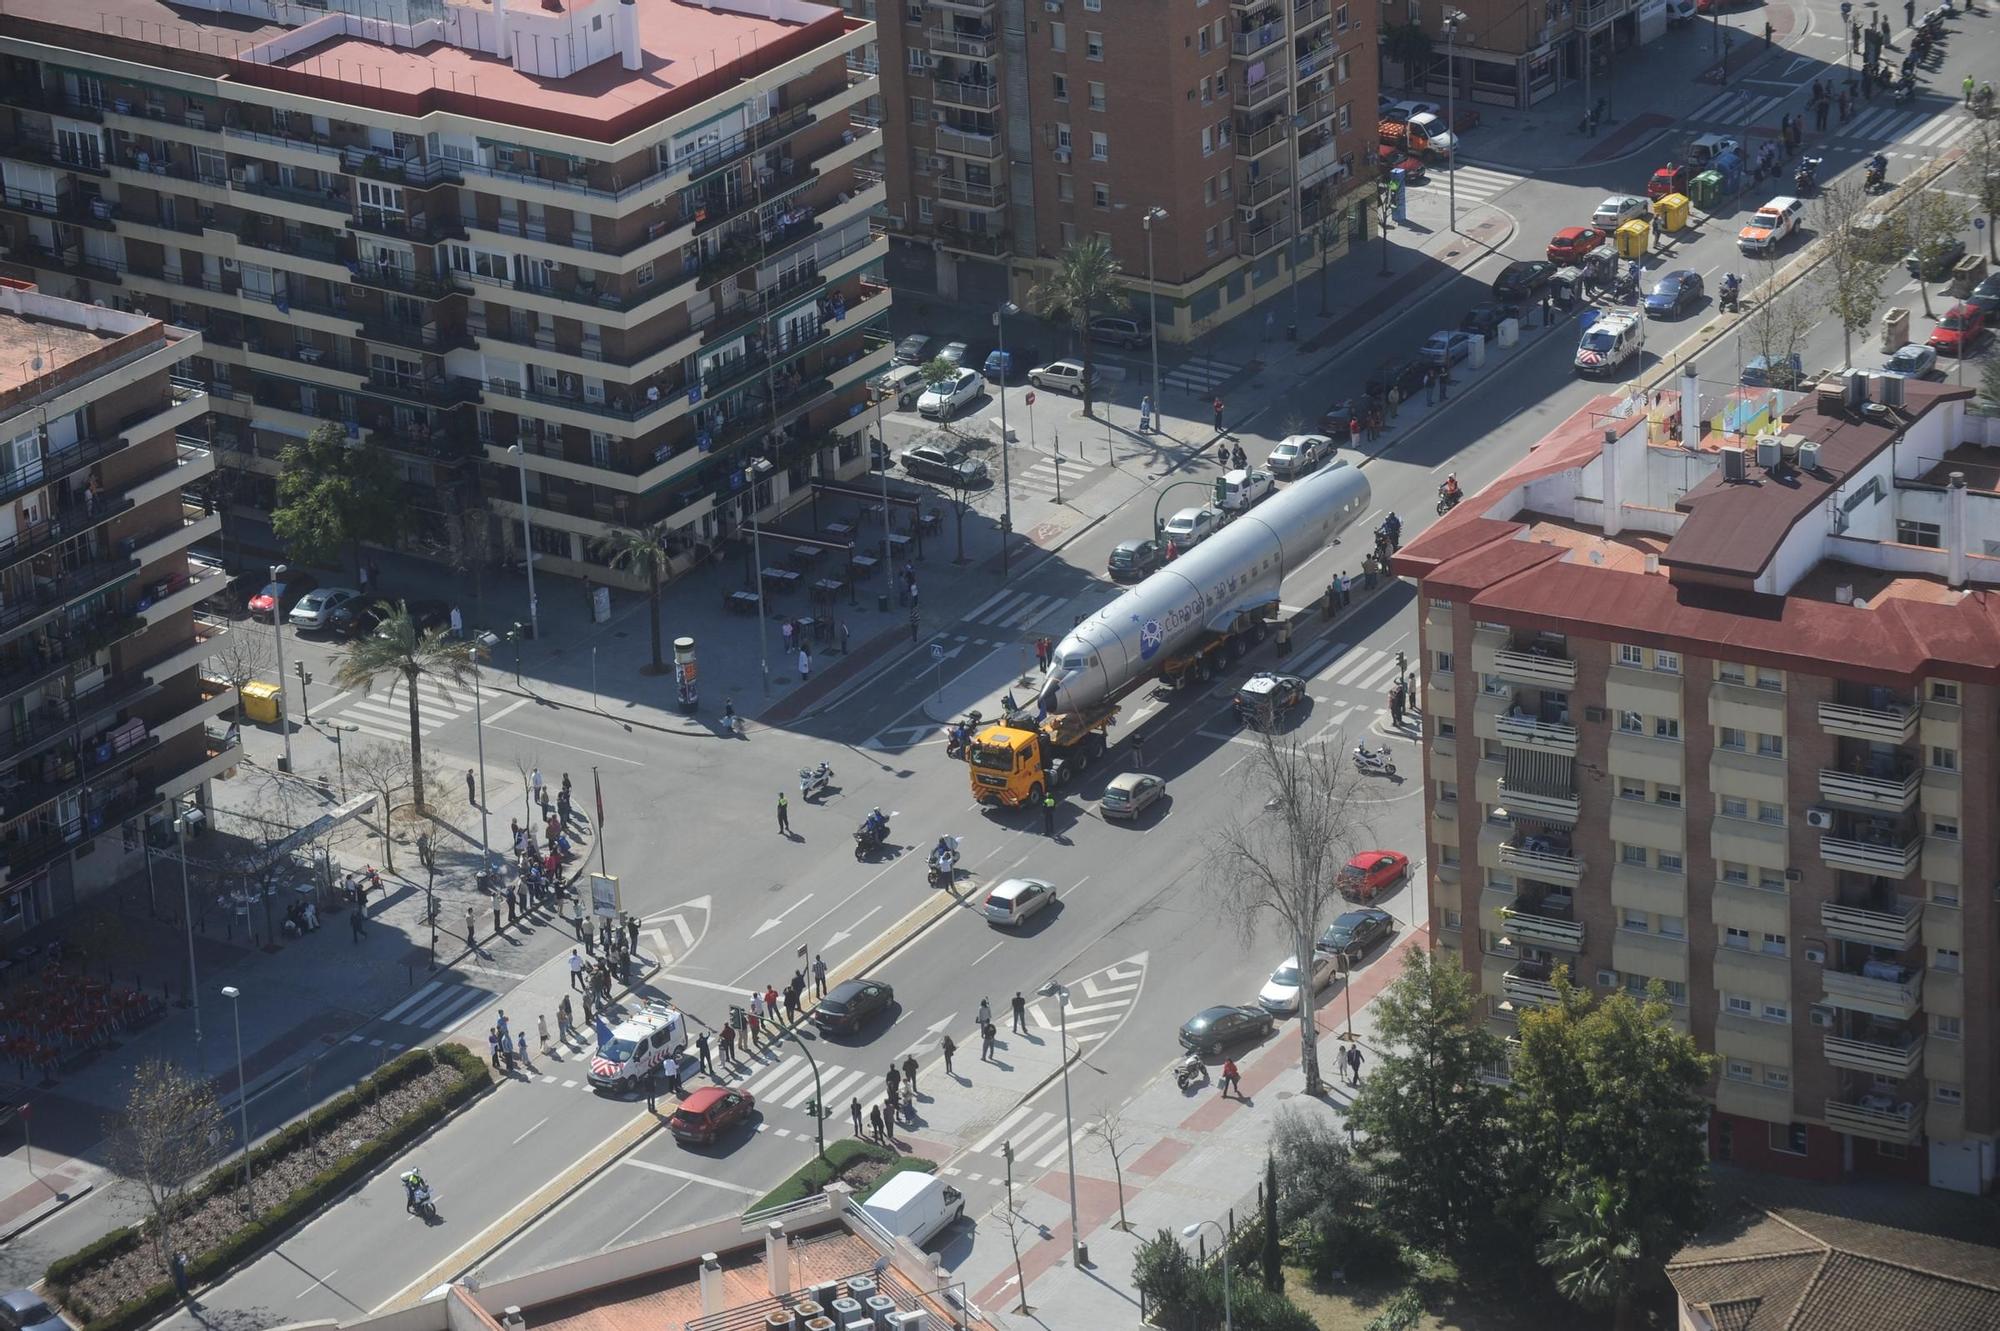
[1720,272,1741,311]
[1383,511,1402,551]
[1440,473,1462,507]
[1866,152,1888,189]
[947,721,971,756]
[1231,444,1247,469]
[403,1168,429,1214]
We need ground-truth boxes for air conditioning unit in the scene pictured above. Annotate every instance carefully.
[1595,969,1616,988]
[1804,947,1825,964]
[219,257,237,272]
[1054,148,1071,162]
[228,167,247,184]
[1808,1004,1833,1027]
[1786,868,1803,882]
[1805,807,1834,829]
[1044,0,1062,10]
[1584,705,1607,723]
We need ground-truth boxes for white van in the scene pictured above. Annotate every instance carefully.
[859,1171,965,1247]
[1218,467,1276,513]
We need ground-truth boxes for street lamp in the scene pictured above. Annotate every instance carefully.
[1140,208,1166,420]
[1182,1220,1233,1331]
[268,563,293,774]
[505,444,539,641]
[175,810,201,1044]
[1443,10,1466,234]
[994,301,1019,576]
[472,669,492,883]
[220,985,251,1202]
[1037,979,1084,1266]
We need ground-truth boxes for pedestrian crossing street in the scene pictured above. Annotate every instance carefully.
[1409,163,1522,207]
[1684,89,1976,157]
[1161,354,1246,396]
[323,675,478,745]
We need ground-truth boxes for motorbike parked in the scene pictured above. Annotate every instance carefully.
[1352,742,1397,778]
[1175,1053,1208,1091]
[799,761,834,801]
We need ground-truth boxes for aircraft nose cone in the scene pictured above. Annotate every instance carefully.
[1039,678,1062,713]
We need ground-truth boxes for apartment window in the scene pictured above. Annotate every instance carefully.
[908,96,929,123]
[1051,21,1066,51]
[906,0,922,19]
[1058,221,1077,245]
[1932,816,1959,840]
[1443,909,1461,929]
[1092,182,1110,209]
[1204,225,1218,254]
[1657,850,1683,873]
[1619,644,1644,667]
[1057,173,1073,201]
[1090,131,1108,161]
[1761,932,1788,958]
[1756,732,1783,757]
[917,197,934,223]
[1438,842,1458,866]
[1724,1059,1754,1082]
[907,48,931,72]
[1196,23,1210,52]
[1621,909,1649,933]
[1659,914,1685,939]
[1053,74,1069,102]
[1896,519,1942,548]
[1056,122,1073,151]
[1656,784,1682,807]
[1757,801,1785,825]
[1084,0,1102,9]
[1335,1,1350,25]
[1200,125,1215,156]
[1621,843,1647,866]
[1761,1002,1790,1023]
[1721,863,1750,886]
[1435,650,1453,674]
[1877,1142,1908,1160]
[1721,796,1748,820]
[1618,779,1646,802]
[1336,51,1352,83]
[1435,717,1455,739]
[1928,880,1960,907]
[1763,1067,1791,1090]
[1718,726,1746,751]
[1199,75,1214,104]
[1085,30,1103,59]
[1437,780,1458,804]
[1935,1083,1964,1105]
[1654,650,1680,673]
[1723,927,1751,951]
[1217,119,1231,146]
[1203,177,1216,206]
[1655,717,1680,741]
[1336,102,1352,132]
[1930,680,1960,703]
[1934,947,1961,973]
[1088,81,1106,111]
[1725,992,1754,1014]
[1217,170,1230,195]
[1755,668,1784,691]
[1770,1123,1809,1156]
[1757,869,1788,892]
[1618,711,1644,734]
[1718,662,1747,685]
[1933,1014,1962,1041]
[1930,745,1958,771]
[634,259,656,286]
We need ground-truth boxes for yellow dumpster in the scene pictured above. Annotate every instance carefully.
[240,680,284,724]
[1614,218,1651,259]
[1651,192,1690,232]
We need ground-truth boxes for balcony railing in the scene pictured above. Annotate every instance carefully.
[1238,168,1291,208]
[1231,21,1286,56]
[935,176,1007,208]
[1495,778,1580,823]
[928,25,999,56]
[347,263,455,299]
[1823,1096,1923,1145]
[1502,964,1560,1007]
[1497,839,1583,884]
[1234,63,1292,112]
[1294,0,1333,26]
[931,79,1001,110]
[0,187,117,229]
[1492,645,1578,688]
[1818,698,1917,742]
[1243,219,1292,257]
[1821,966,1924,1020]
[0,133,109,176]
[1494,711,1579,755]
[934,126,1004,160]
[1500,898,1584,951]
[1819,832,1921,878]
[1818,763,1921,811]
[1820,898,1923,950]
[1822,1030,1925,1079]
[1236,117,1289,158]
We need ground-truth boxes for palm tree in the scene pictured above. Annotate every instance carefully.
[334,600,480,809]
[594,521,676,674]
[1536,1181,1649,1331]
[1028,235,1127,417]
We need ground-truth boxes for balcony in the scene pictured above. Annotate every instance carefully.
[1294,0,1332,27]
[1500,894,1583,952]
[1820,897,1923,950]
[1238,168,1291,209]
[1822,964,1924,1021]
[232,175,349,220]
[347,211,466,245]
[935,176,1008,210]
[1243,219,1292,258]
[1822,1026,1925,1079]
[0,186,117,230]
[356,315,473,354]
[1823,1095,1923,1146]
[1234,67,1292,113]
[672,106,814,187]
[1817,761,1920,812]
[934,126,1004,160]
[1490,642,1578,689]
[1494,708,1578,757]
[1819,831,1921,878]
[934,225,1010,257]
[0,133,109,177]
[347,263,455,300]
[1236,117,1289,159]
[932,79,1001,110]
[1495,778,1579,823]
[1,670,158,767]
[1497,835,1582,886]
[1502,962,1560,1008]
[928,0,995,15]
[928,24,998,57]
[1232,20,1287,57]
[364,372,480,409]
[1818,697,1917,742]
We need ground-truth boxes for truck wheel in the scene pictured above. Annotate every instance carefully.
[1226,636,1246,662]
[1027,783,1045,807]
[1249,622,1268,644]
[1198,658,1215,684]
[1084,733,1106,762]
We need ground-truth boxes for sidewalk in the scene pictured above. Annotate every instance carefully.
[947,927,1431,1329]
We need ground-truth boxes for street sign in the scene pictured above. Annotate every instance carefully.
[1025,391,1037,405]
[931,642,946,660]
[1976,218,1987,231]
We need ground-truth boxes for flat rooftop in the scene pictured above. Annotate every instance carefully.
[0,310,120,399]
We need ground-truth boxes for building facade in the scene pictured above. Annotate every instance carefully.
[0,0,890,589]
[1385,0,1664,114]
[0,277,237,935]
[861,0,1378,339]
[1395,371,1997,1195]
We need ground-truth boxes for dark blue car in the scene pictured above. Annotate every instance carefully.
[1644,269,1704,317]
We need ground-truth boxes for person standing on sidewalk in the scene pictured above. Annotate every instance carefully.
[530,766,546,814]
[798,647,811,683]
[1212,397,1225,434]
[466,907,477,953]
[812,952,829,999]
[777,792,790,834]
[980,1020,996,1060]
[466,768,477,807]
[868,1103,884,1143]
[538,1013,551,1053]
[941,1034,956,1076]
[851,1096,864,1138]
[1011,991,1027,1033]
[696,1030,712,1075]
[902,1053,920,1098]
[977,996,992,1029]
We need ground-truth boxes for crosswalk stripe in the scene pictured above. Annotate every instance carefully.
[345,719,416,744]
[1036,1124,1093,1168]
[1327,648,1386,687]
[1011,1114,1069,1161]
[995,593,1062,630]
[380,980,443,1023]
[977,590,1034,625]
[429,986,494,1031]
[758,1061,823,1106]
[1292,638,1353,681]
[820,1068,871,1107]
[971,1103,1038,1155]
[1351,660,1405,693]
[741,1054,798,1091]
[1059,1013,1126,1032]
[782,1069,840,1110]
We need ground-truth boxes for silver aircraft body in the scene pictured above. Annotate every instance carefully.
[1039,460,1372,713]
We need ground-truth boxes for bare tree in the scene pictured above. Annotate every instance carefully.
[998,1204,1034,1313]
[1204,731,1373,1095]
[206,626,274,725]
[1816,178,1888,369]
[343,740,449,870]
[107,1059,228,1276]
[1086,1108,1136,1232]
[1741,260,1815,389]
[1907,187,1972,319]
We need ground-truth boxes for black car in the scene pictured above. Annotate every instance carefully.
[1643,269,1704,317]
[1364,355,1428,399]
[811,978,893,1035]
[1315,908,1395,964]
[1491,259,1556,302]
[1904,237,1966,282]
[1966,273,2000,319]
[1318,398,1357,441]
[1178,1004,1275,1058]
[1233,672,1305,728]
[1459,302,1520,339]
[1107,539,1165,582]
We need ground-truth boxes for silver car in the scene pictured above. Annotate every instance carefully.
[289,587,360,631]
[983,877,1057,926]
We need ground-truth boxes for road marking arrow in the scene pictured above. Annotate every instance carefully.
[823,903,883,951]
[753,893,816,938]
[639,895,711,965]
[898,1012,959,1060]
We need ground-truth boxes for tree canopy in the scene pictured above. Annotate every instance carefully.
[271,421,403,573]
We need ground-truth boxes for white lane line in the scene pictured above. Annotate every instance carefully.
[483,722,646,765]
[510,1115,549,1146]
[621,1158,762,1195]
[485,696,532,724]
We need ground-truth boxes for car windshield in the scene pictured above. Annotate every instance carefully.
[1892,351,1923,368]
[1272,444,1297,457]
[1110,548,1136,566]
[599,1036,638,1062]
[968,740,1015,772]
[1187,1014,1213,1031]
[1941,312,1968,329]
[1324,926,1353,945]
[1580,329,1618,351]
[1271,962,1302,986]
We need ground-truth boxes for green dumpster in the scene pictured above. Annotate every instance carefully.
[1690,170,1724,211]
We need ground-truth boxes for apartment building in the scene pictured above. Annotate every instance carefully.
[0,277,237,936]
[1387,0,1660,112]
[1394,368,1997,1195]
[861,0,1378,338]
[0,0,890,589]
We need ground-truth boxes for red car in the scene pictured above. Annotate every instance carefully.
[246,572,317,617]
[668,1086,755,1145]
[1928,303,1987,357]
[1337,850,1409,902]
[1546,226,1608,264]
[1375,143,1428,183]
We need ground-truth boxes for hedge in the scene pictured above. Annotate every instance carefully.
[47,1044,491,1331]
[752,1137,939,1211]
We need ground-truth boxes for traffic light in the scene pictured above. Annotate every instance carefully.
[294,661,312,686]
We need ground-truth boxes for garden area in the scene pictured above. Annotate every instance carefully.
[752,1137,940,1211]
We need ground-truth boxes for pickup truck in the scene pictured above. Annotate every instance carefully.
[1738,196,1806,256]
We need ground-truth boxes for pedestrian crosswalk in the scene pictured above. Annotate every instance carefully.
[1836,105,1974,152]
[348,978,493,1044]
[1683,88,1975,157]
[1012,449,1086,498]
[324,676,476,745]
[1292,640,1412,697]
[967,1105,1109,1171]
[1162,354,1246,396]
[961,586,1092,633]
[1410,164,1522,206]
[1687,88,1790,129]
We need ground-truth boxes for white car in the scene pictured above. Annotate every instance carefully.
[1256,953,1338,1015]
[1882,343,1938,379]
[917,367,982,419]
[1265,434,1332,479]
[289,587,360,631]
[1162,506,1222,548]
[1028,359,1098,395]
[586,1003,692,1092]
[983,877,1058,927]
[1591,195,1649,228]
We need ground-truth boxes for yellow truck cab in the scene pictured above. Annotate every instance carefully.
[967,706,1115,807]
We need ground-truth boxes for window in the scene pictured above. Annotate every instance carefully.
[1757,801,1785,825]
[907,48,931,72]
[1336,102,1352,132]
[1654,717,1680,741]
[1725,992,1754,1014]
[1437,780,1458,804]
[1084,0,1101,9]
[1657,850,1683,873]
[1771,1123,1809,1156]
[1619,711,1644,734]
[1057,173,1073,201]
[1656,784,1682,807]
[1052,73,1068,101]
[1935,1083,1964,1105]
[1877,1142,1908,1160]
[1217,170,1230,196]
[634,259,655,286]
[1443,909,1461,929]
[1435,717,1454,738]
[1056,122,1072,150]
[1196,23,1210,52]
[1761,932,1788,957]
[1618,779,1647,802]
[917,196,933,223]
[1654,650,1680,673]
[906,0,922,19]
[1088,81,1106,111]
[1757,868,1788,892]
[1934,947,1961,972]
[908,96,929,123]
[1756,732,1783,757]
[1204,225,1218,254]
[1622,909,1649,933]
[1335,1,1349,25]
[1721,863,1750,885]
[1058,221,1076,245]
[1085,30,1103,59]
[1203,177,1216,206]
[1658,914,1685,939]
[1718,662,1746,684]
[1621,843,1648,866]
[1755,668,1784,691]
[1724,927,1751,950]
[1090,131,1108,161]
[1092,182,1110,209]
[1435,650,1453,674]
[1336,51,1352,83]
[1618,644,1644,667]
[1930,680,1960,703]
[1200,125,1215,156]
[1928,880,1960,907]
[1896,518,1942,548]
[1933,1014,1962,1041]
[1724,1059,1754,1082]
[1930,746,1958,772]
[1932,816,1959,841]
[1217,119,1231,147]
[1719,726,1746,751]
[1763,1067,1791,1089]
[1761,1002,1790,1023]
[1051,21,1066,51]
[1721,796,1748,819]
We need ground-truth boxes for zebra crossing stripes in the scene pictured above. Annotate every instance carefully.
[1412,164,1522,205]
[327,676,474,745]
[963,588,1076,631]
[1686,88,1788,128]
[967,1105,1106,1169]
[364,978,493,1036]
[1161,355,1246,396]
[1293,640,1408,695]
[1012,451,1079,498]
